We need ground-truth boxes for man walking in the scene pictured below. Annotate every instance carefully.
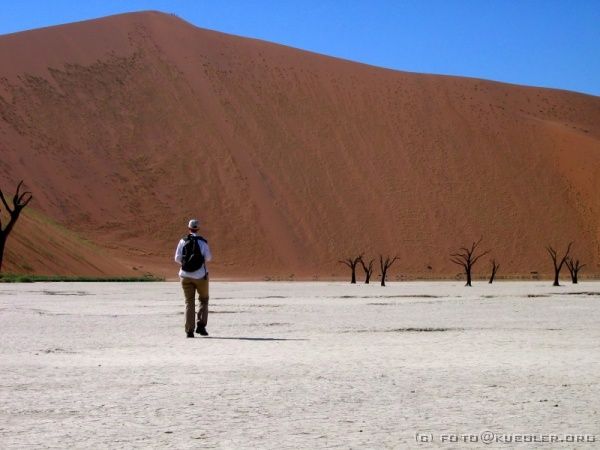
[175,219,212,338]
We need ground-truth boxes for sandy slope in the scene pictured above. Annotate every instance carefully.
[0,11,599,279]
[1,282,599,448]
[1,209,140,276]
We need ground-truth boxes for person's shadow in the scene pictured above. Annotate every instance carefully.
[205,336,308,342]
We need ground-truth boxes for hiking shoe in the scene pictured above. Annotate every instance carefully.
[186,331,194,338]
[197,326,209,337]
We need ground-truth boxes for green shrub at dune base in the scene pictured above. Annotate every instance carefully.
[0,274,164,283]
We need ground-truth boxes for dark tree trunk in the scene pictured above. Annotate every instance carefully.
[489,260,500,284]
[553,271,560,287]
[0,236,5,272]
[465,269,472,287]
[351,270,356,284]
[381,269,387,287]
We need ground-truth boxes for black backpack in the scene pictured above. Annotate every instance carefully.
[181,234,207,272]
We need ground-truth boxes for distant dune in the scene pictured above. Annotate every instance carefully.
[1,11,599,279]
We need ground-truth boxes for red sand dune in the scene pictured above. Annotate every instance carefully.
[0,11,599,280]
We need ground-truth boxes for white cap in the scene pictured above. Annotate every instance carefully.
[188,219,199,230]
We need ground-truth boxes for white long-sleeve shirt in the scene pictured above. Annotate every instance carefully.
[174,233,212,279]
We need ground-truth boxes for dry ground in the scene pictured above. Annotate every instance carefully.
[1,281,599,448]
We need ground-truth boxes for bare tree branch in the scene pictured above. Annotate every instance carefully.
[338,255,362,284]
[359,256,375,284]
[17,191,33,207]
[471,250,491,266]
[565,256,585,284]
[0,189,12,214]
[450,238,489,286]
[489,259,500,284]
[546,242,574,286]
[379,255,399,286]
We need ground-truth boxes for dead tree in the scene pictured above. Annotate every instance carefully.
[545,242,573,286]
[488,259,500,284]
[0,181,33,272]
[379,255,398,287]
[450,238,490,287]
[339,254,362,284]
[359,257,375,284]
[565,257,585,284]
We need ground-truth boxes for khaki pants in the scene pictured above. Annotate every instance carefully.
[181,277,209,333]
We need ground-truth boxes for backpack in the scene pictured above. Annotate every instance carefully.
[181,234,207,272]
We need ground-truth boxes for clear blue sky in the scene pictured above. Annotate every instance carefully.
[1,0,599,96]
